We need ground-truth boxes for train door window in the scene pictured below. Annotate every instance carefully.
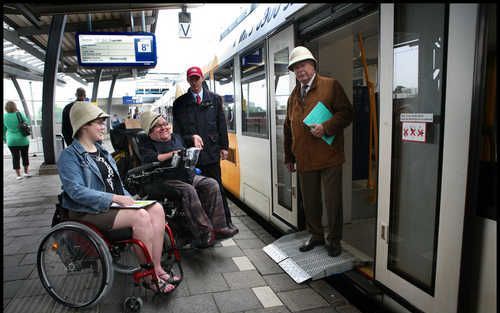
[214,61,236,133]
[274,47,292,209]
[388,3,447,294]
[468,3,497,220]
[240,45,268,138]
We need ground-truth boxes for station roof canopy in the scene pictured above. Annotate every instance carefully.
[3,3,200,85]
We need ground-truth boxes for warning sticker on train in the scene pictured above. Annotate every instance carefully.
[402,122,426,143]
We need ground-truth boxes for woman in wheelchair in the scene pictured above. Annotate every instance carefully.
[57,101,179,294]
[139,111,237,248]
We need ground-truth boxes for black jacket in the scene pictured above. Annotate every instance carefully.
[173,87,229,166]
[62,101,76,146]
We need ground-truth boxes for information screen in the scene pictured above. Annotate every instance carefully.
[76,32,157,67]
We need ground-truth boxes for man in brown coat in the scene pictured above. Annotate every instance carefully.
[284,46,353,257]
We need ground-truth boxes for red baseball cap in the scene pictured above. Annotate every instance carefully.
[187,66,203,78]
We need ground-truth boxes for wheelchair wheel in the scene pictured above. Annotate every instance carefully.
[37,222,114,308]
[123,296,143,313]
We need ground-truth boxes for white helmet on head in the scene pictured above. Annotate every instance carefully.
[288,46,317,71]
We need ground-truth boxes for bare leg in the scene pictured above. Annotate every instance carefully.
[15,169,21,177]
[112,209,154,263]
[146,203,167,275]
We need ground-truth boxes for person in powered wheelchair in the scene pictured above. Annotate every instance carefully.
[56,102,180,295]
[138,111,237,248]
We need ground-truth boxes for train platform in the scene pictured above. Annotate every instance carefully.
[3,140,362,313]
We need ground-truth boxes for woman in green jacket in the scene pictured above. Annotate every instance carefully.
[3,101,31,180]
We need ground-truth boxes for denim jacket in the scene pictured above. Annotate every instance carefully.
[57,139,131,214]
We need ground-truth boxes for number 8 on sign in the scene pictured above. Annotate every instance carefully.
[137,40,151,53]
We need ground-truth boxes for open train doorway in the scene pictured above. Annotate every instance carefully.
[303,11,380,276]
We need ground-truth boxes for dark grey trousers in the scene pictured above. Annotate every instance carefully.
[298,165,343,245]
[162,175,227,238]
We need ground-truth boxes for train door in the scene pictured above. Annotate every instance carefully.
[268,25,299,228]
[376,4,478,312]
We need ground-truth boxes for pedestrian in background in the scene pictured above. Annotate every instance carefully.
[173,66,238,232]
[284,46,354,257]
[3,100,32,180]
[62,87,87,146]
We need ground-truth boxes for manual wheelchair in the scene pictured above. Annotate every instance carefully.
[37,197,183,313]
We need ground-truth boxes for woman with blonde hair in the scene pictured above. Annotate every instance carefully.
[57,101,179,293]
[3,100,31,180]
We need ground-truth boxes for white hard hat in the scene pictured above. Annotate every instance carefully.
[288,46,317,71]
[70,101,109,138]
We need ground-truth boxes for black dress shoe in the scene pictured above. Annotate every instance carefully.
[214,227,238,240]
[327,243,342,257]
[299,238,325,252]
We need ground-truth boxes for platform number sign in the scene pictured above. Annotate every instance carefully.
[137,39,152,53]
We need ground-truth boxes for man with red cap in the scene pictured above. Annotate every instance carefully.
[173,66,238,232]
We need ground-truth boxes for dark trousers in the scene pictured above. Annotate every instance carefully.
[298,165,343,245]
[8,145,29,170]
[143,175,226,240]
[198,162,233,225]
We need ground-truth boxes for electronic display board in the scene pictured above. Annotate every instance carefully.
[76,32,157,67]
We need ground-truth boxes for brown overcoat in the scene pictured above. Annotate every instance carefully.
[284,74,353,172]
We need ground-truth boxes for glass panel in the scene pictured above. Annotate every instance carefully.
[274,48,292,210]
[388,3,446,294]
[241,46,268,138]
[214,61,236,132]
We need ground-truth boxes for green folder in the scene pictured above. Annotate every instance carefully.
[303,101,335,145]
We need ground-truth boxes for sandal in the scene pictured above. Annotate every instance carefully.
[143,278,176,294]
[157,272,182,285]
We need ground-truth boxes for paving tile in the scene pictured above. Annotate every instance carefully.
[211,245,245,258]
[185,272,229,295]
[3,294,57,313]
[277,288,329,312]
[20,253,37,265]
[308,280,347,306]
[50,303,100,313]
[163,293,219,313]
[245,307,291,313]
[223,270,266,289]
[213,288,262,313]
[234,230,258,239]
[14,278,47,298]
[263,274,307,292]
[232,256,256,271]
[235,238,266,249]
[221,238,237,247]
[3,255,24,268]
[252,286,283,308]
[243,249,283,275]
[335,304,363,313]
[3,265,34,282]
[3,280,24,299]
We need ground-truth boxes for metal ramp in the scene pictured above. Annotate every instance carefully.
[263,231,357,284]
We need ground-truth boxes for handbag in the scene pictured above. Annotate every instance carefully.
[16,112,31,136]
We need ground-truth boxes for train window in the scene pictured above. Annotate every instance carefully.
[240,46,268,138]
[468,3,497,221]
[388,3,447,294]
[214,61,236,133]
[274,47,292,210]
